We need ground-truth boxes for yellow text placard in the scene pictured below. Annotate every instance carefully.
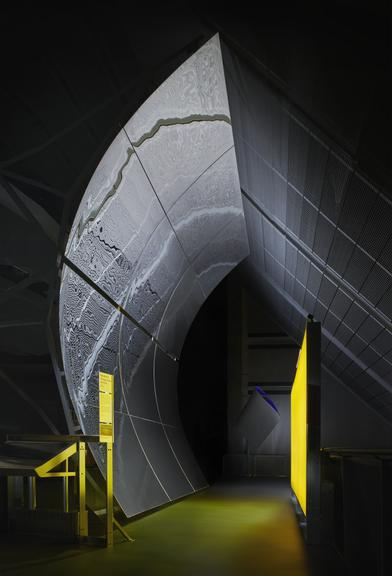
[99,372,114,443]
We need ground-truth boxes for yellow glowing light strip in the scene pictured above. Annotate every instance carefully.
[291,328,307,516]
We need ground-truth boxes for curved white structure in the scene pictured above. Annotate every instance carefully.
[59,34,249,517]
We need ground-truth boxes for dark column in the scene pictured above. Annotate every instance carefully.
[306,320,321,544]
[0,476,8,533]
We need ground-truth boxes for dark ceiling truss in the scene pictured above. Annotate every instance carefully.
[207,15,390,188]
[0,90,122,170]
[0,320,43,329]
[0,176,50,239]
[0,267,50,310]
[0,169,65,198]
[0,33,213,439]
[0,367,59,434]
[1,87,78,177]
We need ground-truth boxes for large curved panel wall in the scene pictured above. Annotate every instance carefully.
[59,34,249,517]
[222,43,392,422]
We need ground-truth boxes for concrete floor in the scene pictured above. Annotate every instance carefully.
[0,479,343,576]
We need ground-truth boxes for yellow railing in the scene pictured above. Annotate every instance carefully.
[6,434,132,546]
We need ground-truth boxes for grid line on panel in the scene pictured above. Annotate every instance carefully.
[245,128,390,336]
[308,155,353,327]
[295,153,392,367]
[238,131,392,281]
[159,144,235,214]
[321,364,392,426]
[224,28,358,167]
[112,409,179,430]
[226,39,391,246]
[288,184,384,362]
[117,326,171,501]
[252,244,392,398]
[122,129,243,303]
[184,211,246,276]
[243,197,265,269]
[323,320,391,399]
[326,256,391,368]
[241,190,392,332]
[122,132,207,299]
[294,252,310,308]
[152,345,196,492]
[260,223,385,372]
[339,332,392,390]
[62,255,178,362]
[357,197,392,261]
[237,130,382,270]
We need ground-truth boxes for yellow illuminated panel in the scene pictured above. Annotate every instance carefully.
[291,329,307,516]
[99,372,114,443]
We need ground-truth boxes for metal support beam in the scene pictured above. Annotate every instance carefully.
[35,443,77,478]
[0,320,43,330]
[0,169,65,198]
[0,175,48,238]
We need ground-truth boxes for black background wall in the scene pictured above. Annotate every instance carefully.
[178,280,228,484]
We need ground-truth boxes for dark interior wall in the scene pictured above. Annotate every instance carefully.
[0,357,66,439]
[224,279,297,476]
[245,293,295,458]
[256,395,290,455]
[178,280,228,484]
[321,368,392,448]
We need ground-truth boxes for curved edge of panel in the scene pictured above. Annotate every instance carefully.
[59,33,249,517]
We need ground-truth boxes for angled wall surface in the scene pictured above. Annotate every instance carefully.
[59,35,249,517]
[222,43,392,423]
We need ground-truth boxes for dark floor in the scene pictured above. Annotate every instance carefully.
[0,479,345,576]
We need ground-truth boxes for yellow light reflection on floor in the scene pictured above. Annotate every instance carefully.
[291,329,307,516]
[0,480,310,576]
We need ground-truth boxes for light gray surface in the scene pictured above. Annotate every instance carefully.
[59,35,249,517]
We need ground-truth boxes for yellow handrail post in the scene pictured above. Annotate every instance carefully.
[99,371,114,548]
[63,458,69,513]
[78,441,88,539]
[106,442,114,547]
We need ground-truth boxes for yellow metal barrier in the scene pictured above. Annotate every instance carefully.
[7,371,132,547]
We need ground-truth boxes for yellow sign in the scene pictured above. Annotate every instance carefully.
[291,329,307,516]
[99,372,114,443]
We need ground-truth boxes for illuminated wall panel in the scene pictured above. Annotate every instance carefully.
[291,329,307,516]
[59,34,249,517]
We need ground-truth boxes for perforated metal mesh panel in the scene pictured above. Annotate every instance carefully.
[60,35,249,517]
[223,44,392,421]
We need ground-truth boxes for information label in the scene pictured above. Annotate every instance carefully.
[99,372,114,443]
